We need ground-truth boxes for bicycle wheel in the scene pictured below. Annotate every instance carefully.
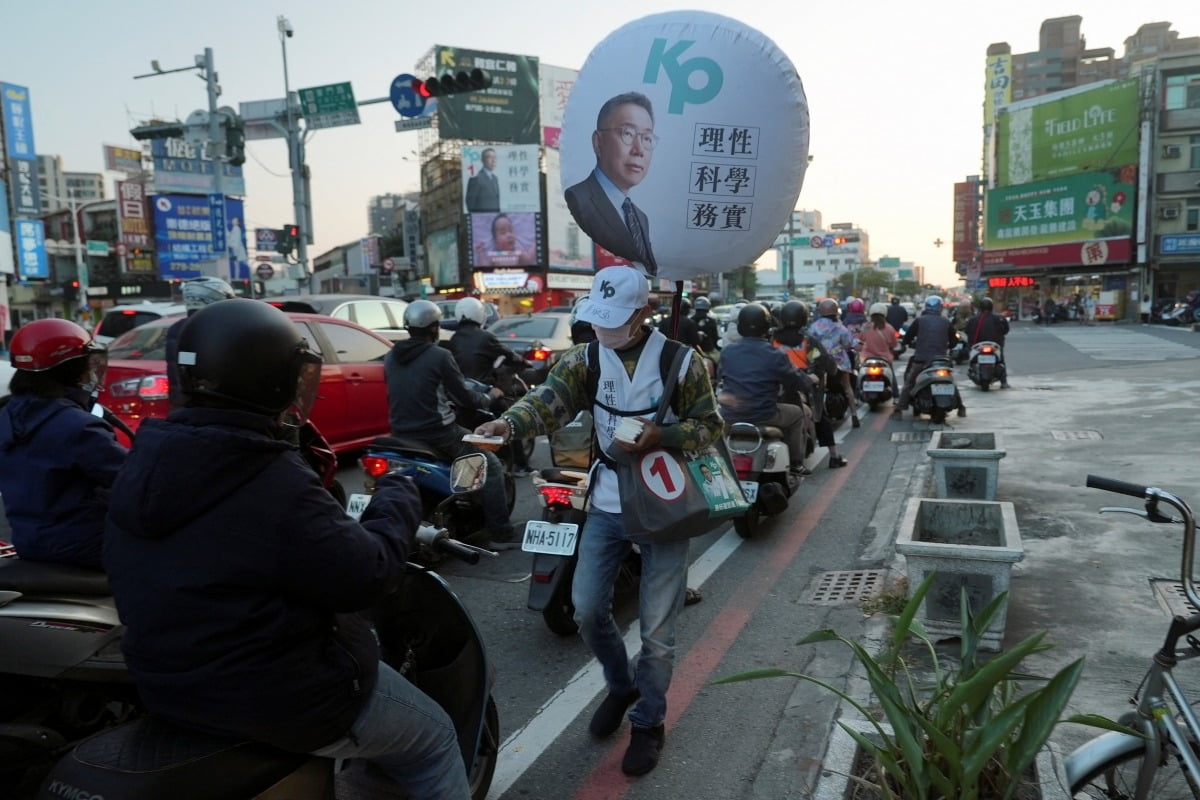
[1071,737,1200,798]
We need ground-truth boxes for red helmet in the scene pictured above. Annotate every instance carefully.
[847,299,865,314]
[10,318,103,372]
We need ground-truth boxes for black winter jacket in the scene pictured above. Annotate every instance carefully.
[903,311,956,363]
[103,407,421,753]
[964,311,1009,348]
[386,337,491,434]
[448,323,520,381]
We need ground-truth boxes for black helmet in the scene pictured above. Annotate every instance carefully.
[693,296,711,312]
[979,297,994,312]
[779,300,809,329]
[679,298,692,314]
[177,299,321,417]
[736,303,772,338]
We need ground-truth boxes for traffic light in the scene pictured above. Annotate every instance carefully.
[130,121,186,141]
[414,68,492,98]
[276,225,299,256]
[224,114,246,166]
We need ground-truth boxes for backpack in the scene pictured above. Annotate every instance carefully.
[584,338,686,420]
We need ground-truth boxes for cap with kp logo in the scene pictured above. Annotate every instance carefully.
[575,266,649,328]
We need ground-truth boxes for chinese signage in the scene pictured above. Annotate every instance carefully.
[297,82,361,129]
[983,53,1011,127]
[995,79,1139,187]
[15,218,48,280]
[984,166,1135,250]
[462,144,544,270]
[104,145,144,174]
[1,82,37,161]
[1160,234,1200,255]
[987,276,1036,288]
[152,194,249,280]
[434,46,541,144]
[560,11,809,280]
[9,157,40,216]
[0,179,12,274]
[150,138,246,196]
[953,179,980,264]
[539,63,576,149]
[116,180,151,256]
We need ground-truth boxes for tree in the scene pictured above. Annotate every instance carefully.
[893,279,921,297]
[726,264,757,301]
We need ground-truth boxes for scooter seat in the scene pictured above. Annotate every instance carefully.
[45,716,314,799]
[539,467,587,485]
[0,558,110,596]
[370,435,443,462]
[725,423,785,440]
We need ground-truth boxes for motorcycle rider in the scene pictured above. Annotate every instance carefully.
[842,298,867,334]
[895,295,967,418]
[448,296,532,476]
[103,300,471,800]
[166,276,237,408]
[809,298,861,429]
[772,300,846,469]
[0,319,126,569]
[717,303,813,477]
[692,296,720,357]
[964,296,1010,389]
[657,297,702,347]
[387,299,519,550]
[856,302,900,400]
[474,266,722,776]
[885,296,909,332]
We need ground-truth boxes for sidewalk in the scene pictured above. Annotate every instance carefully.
[760,323,1200,795]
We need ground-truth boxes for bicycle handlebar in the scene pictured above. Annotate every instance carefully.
[1088,474,1199,611]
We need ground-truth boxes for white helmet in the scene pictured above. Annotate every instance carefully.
[182,277,236,312]
[455,296,487,326]
[869,302,888,317]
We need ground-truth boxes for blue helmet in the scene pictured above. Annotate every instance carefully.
[924,296,943,311]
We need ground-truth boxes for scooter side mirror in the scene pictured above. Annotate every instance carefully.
[450,453,488,494]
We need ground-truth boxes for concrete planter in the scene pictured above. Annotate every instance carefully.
[895,498,1024,651]
[814,717,1071,799]
[927,431,1006,500]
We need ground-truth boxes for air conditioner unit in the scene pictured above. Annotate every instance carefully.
[1162,144,1182,158]
[1159,206,1180,220]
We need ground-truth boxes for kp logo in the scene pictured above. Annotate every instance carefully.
[600,280,616,299]
[644,39,723,114]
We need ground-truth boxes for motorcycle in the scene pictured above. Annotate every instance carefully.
[1159,302,1199,327]
[966,341,1005,391]
[858,356,896,411]
[949,328,969,364]
[522,413,641,636]
[723,395,815,539]
[34,454,500,800]
[906,356,961,424]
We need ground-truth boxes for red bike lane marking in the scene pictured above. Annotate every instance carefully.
[571,411,889,800]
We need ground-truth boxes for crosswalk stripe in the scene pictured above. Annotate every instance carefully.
[1044,326,1198,361]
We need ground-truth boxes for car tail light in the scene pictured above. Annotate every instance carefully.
[731,454,753,478]
[538,485,574,507]
[934,369,951,378]
[526,348,552,362]
[108,375,170,401]
[361,456,391,478]
[866,366,883,376]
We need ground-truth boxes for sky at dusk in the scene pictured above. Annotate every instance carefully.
[4,0,1197,286]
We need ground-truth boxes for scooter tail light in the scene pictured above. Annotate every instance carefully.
[526,348,552,362]
[934,369,951,378]
[538,485,574,507]
[866,366,883,376]
[981,346,994,354]
[731,454,753,478]
[361,456,391,478]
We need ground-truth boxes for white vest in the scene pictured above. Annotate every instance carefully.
[589,330,692,513]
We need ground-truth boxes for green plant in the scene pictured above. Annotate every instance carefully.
[715,572,1127,800]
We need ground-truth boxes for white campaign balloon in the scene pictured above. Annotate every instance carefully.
[561,11,809,281]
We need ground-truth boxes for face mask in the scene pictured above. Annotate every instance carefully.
[595,323,637,350]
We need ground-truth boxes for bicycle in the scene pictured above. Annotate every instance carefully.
[1066,474,1200,797]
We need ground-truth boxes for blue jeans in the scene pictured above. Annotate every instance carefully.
[572,508,689,729]
[311,662,470,800]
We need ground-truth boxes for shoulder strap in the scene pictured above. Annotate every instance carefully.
[654,343,690,426]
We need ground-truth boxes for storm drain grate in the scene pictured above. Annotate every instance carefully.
[1050,430,1103,440]
[808,570,887,605]
[1151,579,1200,618]
[891,431,933,443]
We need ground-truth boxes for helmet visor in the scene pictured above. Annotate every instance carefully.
[283,353,323,426]
[83,343,108,392]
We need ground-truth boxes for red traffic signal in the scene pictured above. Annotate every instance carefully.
[415,68,492,98]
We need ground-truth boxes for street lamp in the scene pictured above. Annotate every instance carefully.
[278,15,309,284]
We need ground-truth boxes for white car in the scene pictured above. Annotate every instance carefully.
[93,302,188,346]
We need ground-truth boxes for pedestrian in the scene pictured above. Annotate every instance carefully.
[473,265,722,776]
[1140,294,1152,324]
[1083,293,1096,325]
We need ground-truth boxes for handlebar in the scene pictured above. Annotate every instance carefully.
[1087,474,1198,610]
[414,524,497,564]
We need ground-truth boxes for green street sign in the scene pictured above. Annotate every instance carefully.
[789,237,809,247]
[86,240,110,257]
[297,82,361,130]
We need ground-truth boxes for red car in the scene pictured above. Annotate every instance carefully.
[99,312,393,454]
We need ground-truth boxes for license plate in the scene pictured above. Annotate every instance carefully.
[346,493,371,520]
[739,481,759,503]
[862,381,885,392]
[931,383,956,396]
[977,355,997,364]
[522,520,579,555]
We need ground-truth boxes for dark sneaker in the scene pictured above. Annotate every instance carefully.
[621,724,665,776]
[891,406,904,417]
[956,407,967,418]
[589,689,639,738]
[789,463,812,477]
[851,415,861,428]
[828,455,848,469]
[684,587,703,606]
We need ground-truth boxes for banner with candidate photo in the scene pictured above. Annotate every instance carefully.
[434,46,540,144]
[560,12,809,281]
[461,144,541,214]
[544,148,593,272]
[153,194,249,280]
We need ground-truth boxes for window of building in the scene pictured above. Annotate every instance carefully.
[1191,135,1200,171]
[1187,198,1200,233]
[1165,73,1200,111]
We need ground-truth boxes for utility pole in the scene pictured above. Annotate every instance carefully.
[202,48,223,205]
[278,15,309,284]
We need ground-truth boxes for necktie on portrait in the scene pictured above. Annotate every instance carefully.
[622,197,649,265]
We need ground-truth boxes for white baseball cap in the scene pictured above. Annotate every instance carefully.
[576,266,649,329]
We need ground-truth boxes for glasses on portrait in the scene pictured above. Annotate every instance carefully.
[598,125,659,151]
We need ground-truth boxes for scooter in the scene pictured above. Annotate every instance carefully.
[906,356,962,424]
[34,455,500,800]
[966,341,1005,391]
[858,356,896,411]
[949,328,969,364]
[723,396,815,539]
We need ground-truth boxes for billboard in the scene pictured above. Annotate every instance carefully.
[539,63,577,149]
[544,148,593,271]
[952,179,980,264]
[983,166,1136,269]
[461,144,541,213]
[1,82,37,161]
[14,218,48,280]
[152,194,249,280]
[150,138,246,196]
[468,212,541,268]
[995,79,1139,187]
[9,156,40,216]
[427,227,461,289]
[104,145,144,174]
[983,53,1012,127]
[0,179,12,274]
[434,46,540,144]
